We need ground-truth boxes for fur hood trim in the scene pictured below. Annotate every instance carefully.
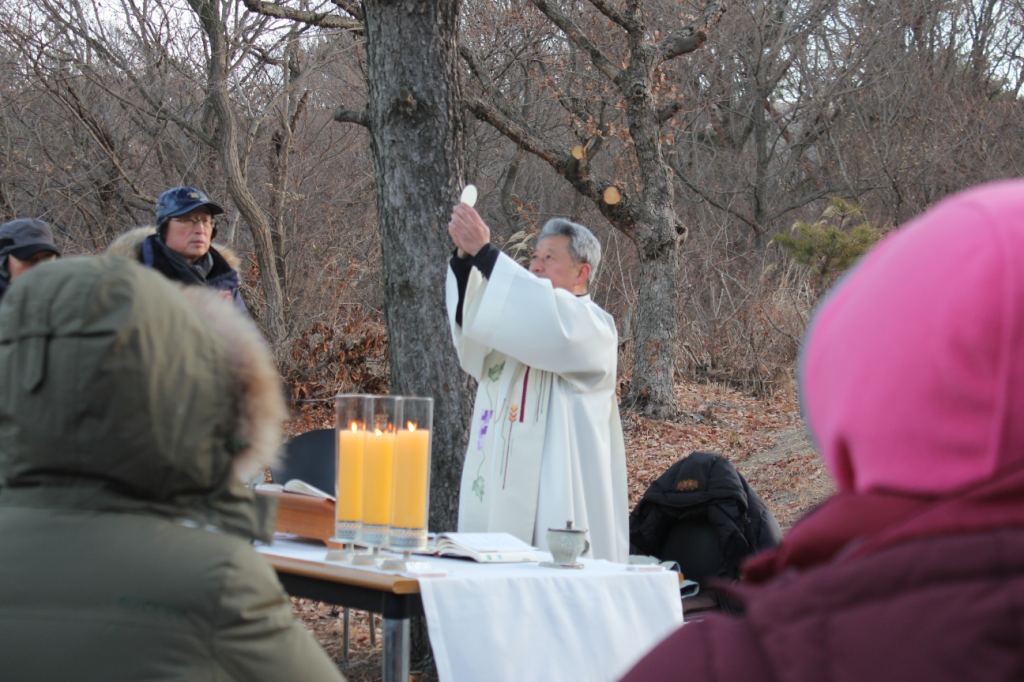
[180,286,286,479]
[106,226,242,271]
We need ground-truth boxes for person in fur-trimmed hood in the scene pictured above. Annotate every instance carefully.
[0,255,345,681]
[107,186,246,311]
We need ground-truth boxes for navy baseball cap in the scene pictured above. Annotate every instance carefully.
[0,218,60,261]
[155,187,225,225]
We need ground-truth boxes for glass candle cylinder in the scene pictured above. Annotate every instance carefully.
[359,395,398,548]
[388,397,433,553]
[333,394,370,544]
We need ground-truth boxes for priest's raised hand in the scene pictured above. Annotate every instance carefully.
[445,210,629,563]
[448,204,490,258]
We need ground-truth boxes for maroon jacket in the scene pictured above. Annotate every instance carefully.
[620,485,1024,682]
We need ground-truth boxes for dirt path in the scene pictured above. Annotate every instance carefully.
[620,380,833,531]
[737,426,834,530]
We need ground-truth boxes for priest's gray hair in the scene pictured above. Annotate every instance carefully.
[539,218,601,286]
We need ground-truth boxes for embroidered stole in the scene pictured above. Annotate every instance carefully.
[467,353,552,543]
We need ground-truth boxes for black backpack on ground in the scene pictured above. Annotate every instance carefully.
[629,451,782,586]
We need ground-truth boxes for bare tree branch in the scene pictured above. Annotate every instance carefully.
[334,107,370,127]
[72,67,216,148]
[553,91,608,164]
[459,44,495,92]
[466,93,565,168]
[24,2,218,148]
[244,32,348,165]
[657,30,706,62]
[670,156,765,234]
[240,0,362,31]
[589,0,632,30]
[658,100,684,123]
[655,1,725,64]
[767,188,843,223]
[528,0,623,83]
[250,43,286,67]
[461,44,553,145]
[329,0,363,22]
[762,306,802,345]
[47,80,156,203]
[466,92,642,239]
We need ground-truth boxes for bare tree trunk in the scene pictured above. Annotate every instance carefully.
[620,57,683,417]
[235,0,472,668]
[267,46,306,299]
[268,126,290,297]
[361,0,472,539]
[190,0,287,342]
[751,92,769,250]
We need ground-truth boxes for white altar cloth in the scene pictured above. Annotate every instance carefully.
[257,537,683,682]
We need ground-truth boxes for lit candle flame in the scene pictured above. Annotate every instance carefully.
[407,422,417,431]
[349,422,360,432]
[375,428,383,436]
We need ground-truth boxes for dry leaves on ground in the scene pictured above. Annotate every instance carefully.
[623,380,801,509]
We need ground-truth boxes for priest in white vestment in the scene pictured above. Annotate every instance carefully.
[446,204,629,563]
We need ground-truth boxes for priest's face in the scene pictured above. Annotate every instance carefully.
[530,236,589,294]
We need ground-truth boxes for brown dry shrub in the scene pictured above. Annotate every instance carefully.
[678,242,816,398]
[279,314,390,422]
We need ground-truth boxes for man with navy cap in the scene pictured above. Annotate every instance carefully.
[108,187,245,310]
[0,218,60,302]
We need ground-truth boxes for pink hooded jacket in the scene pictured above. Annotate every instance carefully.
[620,181,1024,682]
[803,180,1024,496]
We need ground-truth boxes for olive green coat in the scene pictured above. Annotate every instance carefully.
[0,256,345,682]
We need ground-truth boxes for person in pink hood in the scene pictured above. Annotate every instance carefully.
[620,180,1024,682]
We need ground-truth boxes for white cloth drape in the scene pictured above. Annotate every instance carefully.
[256,538,684,682]
[418,557,684,682]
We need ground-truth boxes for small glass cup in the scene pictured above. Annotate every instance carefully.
[382,397,433,572]
[327,394,370,562]
[353,395,398,565]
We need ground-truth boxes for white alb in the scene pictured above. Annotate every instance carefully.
[446,251,629,562]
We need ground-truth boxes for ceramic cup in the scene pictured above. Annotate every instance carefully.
[547,521,590,566]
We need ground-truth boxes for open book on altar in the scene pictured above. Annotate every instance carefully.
[433,532,539,563]
[255,480,336,502]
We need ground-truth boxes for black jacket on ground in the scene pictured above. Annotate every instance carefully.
[629,452,782,583]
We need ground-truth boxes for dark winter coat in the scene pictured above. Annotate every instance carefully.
[107,226,246,311]
[629,452,782,582]
[0,256,344,682]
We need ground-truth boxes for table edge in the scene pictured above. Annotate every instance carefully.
[261,553,422,594]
